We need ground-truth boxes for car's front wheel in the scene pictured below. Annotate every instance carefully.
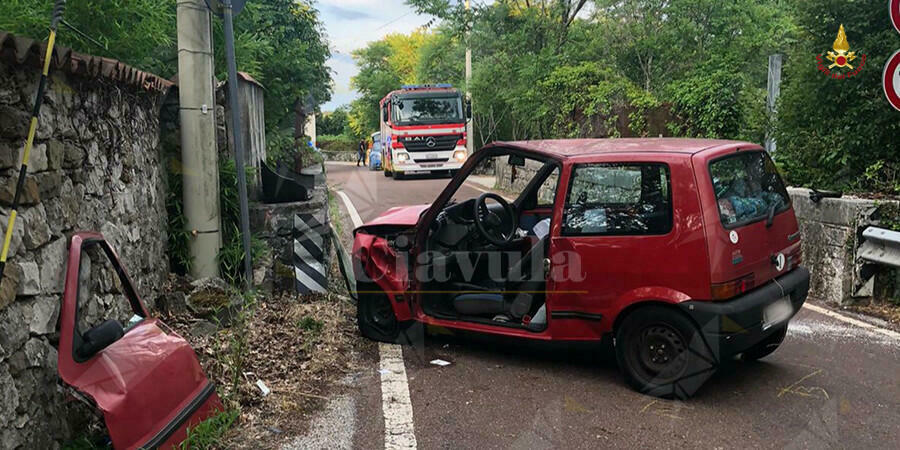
[615,306,717,399]
[357,283,404,343]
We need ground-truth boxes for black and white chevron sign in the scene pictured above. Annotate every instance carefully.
[293,212,329,294]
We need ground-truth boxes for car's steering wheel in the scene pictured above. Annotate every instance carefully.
[473,193,518,246]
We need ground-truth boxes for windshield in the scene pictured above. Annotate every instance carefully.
[710,151,790,227]
[393,95,463,125]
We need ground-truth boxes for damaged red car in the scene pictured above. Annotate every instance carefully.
[352,139,810,398]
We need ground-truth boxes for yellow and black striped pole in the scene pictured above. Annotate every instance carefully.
[0,0,66,286]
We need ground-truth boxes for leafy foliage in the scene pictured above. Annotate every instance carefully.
[217,158,267,286]
[317,107,352,136]
[774,0,900,194]
[0,0,178,75]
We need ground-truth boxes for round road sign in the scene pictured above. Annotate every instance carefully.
[892,0,900,34]
[883,50,900,111]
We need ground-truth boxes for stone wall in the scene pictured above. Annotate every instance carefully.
[249,186,329,293]
[788,188,898,305]
[0,61,170,446]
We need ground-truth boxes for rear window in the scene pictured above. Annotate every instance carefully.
[709,151,789,228]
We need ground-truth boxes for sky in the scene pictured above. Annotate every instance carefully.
[318,1,433,112]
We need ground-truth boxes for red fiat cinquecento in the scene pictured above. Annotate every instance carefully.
[352,138,809,398]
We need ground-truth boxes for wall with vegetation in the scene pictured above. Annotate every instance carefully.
[0,60,169,447]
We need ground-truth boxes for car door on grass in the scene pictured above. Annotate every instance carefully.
[57,233,222,449]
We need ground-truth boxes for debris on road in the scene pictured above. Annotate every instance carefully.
[256,380,271,397]
[430,359,451,367]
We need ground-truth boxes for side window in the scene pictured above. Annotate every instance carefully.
[563,163,672,236]
[536,166,560,208]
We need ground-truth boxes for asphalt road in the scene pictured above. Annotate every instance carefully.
[323,161,900,450]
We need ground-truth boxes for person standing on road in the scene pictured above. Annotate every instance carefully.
[357,140,366,167]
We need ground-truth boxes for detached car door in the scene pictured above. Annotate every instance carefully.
[57,233,222,449]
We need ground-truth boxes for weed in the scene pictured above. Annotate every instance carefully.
[297,316,324,335]
[179,408,240,450]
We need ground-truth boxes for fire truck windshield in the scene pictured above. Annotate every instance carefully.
[393,95,464,125]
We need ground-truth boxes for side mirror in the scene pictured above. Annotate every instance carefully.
[508,154,526,167]
[77,319,125,360]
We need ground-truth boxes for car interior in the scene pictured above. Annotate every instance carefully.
[418,151,560,331]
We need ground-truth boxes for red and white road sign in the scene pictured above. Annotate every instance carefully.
[892,0,900,34]
[884,50,900,111]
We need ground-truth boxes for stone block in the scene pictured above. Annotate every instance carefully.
[0,365,20,430]
[0,176,40,207]
[38,238,67,294]
[21,143,47,173]
[15,262,39,297]
[46,140,64,170]
[22,205,51,250]
[27,295,59,333]
[33,171,62,199]
[0,141,18,170]
[0,106,29,139]
[61,142,84,169]
[0,300,32,359]
[0,262,21,310]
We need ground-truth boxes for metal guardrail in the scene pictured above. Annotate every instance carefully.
[858,226,900,268]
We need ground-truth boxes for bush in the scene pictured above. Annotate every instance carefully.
[774,0,900,195]
[317,134,359,153]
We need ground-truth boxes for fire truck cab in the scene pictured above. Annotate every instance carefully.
[380,84,471,179]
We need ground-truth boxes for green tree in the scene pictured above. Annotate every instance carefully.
[774,0,900,194]
[317,107,351,136]
[0,0,177,76]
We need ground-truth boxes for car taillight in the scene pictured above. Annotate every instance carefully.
[710,274,755,300]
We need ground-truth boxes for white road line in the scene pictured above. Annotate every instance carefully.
[378,342,418,449]
[336,190,364,229]
[336,190,417,449]
[802,303,900,340]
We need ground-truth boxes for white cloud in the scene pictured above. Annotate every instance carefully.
[318,0,433,111]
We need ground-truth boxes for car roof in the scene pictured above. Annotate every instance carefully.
[486,138,759,159]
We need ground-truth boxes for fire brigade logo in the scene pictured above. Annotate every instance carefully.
[816,24,866,79]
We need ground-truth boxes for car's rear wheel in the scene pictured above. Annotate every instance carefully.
[615,306,717,399]
[741,325,787,361]
[357,283,403,343]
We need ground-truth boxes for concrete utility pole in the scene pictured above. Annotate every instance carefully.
[177,0,222,278]
[465,0,474,155]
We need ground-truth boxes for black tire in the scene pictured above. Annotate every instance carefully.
[357,283,407,343]
[615,306,717,399]
[741,325,787,361]
[394,171,404,180]
[384,169,392,177]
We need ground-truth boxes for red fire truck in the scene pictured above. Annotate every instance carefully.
[379,84,471,179]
